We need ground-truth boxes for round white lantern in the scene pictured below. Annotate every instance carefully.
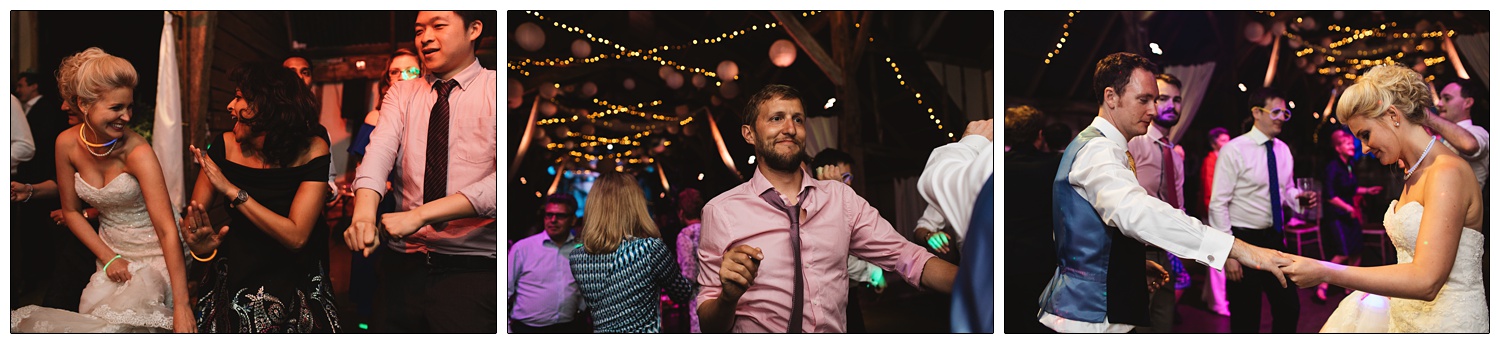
[769,39,797,68]
[716,60,738,82]
[720,80,740,99]
[581,81,598,97]
[515,22,546,52]
[623,78,636,90]
[666,72,684,90]
[507,78,523,109]
[571,39,591,59]
[692,74,706,89]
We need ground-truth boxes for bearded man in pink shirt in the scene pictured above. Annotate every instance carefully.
[694,84,959,333]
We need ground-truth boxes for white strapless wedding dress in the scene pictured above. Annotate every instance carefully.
[10,173,177,333]
[1321,201,1488,333]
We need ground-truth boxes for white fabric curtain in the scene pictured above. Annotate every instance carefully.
[153,11,184,210]
[1164,62,1217,144]
[1456,33,1491,89]
[802,116,839,157]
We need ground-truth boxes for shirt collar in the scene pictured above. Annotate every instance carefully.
[24,94,41,107]
[542,230,576,246]
[1090,116,1128,149]
[1458,119,1474,126]
[1246,125,1272,145]
[748,165,819,201]
[425,57,483,91]
[1147,124,1170,145]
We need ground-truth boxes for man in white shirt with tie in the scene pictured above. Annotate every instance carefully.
[1125,72,1187,333]
[1209,87,1315,333]
[1038,52,1291,333]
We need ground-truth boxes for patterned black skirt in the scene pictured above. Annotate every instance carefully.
[193,259,341,333]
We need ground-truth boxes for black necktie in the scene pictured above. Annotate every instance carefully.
[425,79,457,204]
[759,188,808,333]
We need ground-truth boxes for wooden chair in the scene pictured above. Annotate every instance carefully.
[1284,221,1324,259]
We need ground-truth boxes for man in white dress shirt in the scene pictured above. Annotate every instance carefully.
[1037,52,1291,333]
[1427,78,1489,305]
[1125,73,1187,333]
[1209,87,1314,333]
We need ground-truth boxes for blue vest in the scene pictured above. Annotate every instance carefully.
[1037,127,1149,326]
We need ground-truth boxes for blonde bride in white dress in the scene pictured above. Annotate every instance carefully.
[1279,64,1487,333]
[10,48,195,333]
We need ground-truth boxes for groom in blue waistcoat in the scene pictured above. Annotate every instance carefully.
[1037,52,1293,333]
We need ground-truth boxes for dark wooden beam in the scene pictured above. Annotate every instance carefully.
[1065,12,1120,100]
[184,11,217,197]
[830,11,864,194]
[772,11,845,87]
[916,11,950,51]
[845,11,876,74]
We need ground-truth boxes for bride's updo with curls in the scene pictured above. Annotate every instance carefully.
[1335,64,1433,126]
[59,47,137,111]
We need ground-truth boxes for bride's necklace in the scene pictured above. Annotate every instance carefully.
[77,122,119,157]
[1403,136,1437,180]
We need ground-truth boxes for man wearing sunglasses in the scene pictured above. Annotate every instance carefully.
[1208,87,1317,333]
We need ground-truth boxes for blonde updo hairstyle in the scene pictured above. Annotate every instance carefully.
[1335,63,1432,127]
[60,47,138,113]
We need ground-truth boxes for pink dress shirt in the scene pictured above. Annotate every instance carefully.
[695,168,937,332]
[353,58,497,258]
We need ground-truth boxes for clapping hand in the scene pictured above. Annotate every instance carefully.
[178,200,228,257]
[189,145,237,196]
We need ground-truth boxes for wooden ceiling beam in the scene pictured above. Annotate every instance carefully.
[772,11,845,87]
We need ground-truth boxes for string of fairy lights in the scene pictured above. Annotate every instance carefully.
[508,11,822,80]
[1043,11,1079,65]
[880,56,951,140]
[1236,11,1464,84]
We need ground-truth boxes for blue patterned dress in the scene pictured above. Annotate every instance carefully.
[569,237,695,333]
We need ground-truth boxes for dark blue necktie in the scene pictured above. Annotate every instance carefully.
[1265,141,1284,234]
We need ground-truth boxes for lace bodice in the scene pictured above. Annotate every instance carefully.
[75,173,162,258]
[1379,201,1488,333]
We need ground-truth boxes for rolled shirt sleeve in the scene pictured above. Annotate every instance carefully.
[916,134,994,237]
[352,83,407,197]
[458,171,497,218]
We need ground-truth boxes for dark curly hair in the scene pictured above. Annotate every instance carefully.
[229,61,321,168]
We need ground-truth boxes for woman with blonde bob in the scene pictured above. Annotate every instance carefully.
[568,171,695,333]
[1280,64,1487,332]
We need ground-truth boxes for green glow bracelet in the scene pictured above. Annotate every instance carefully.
[103,254,123,271]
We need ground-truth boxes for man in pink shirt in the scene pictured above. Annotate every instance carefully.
[695,84,958,333]
[344,11,497,333]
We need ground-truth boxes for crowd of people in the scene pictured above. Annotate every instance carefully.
[10,10,497,333]
[507,84,997,333]
[1005,51,1489,333]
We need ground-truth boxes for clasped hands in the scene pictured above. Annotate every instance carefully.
[1224,240,1336,289]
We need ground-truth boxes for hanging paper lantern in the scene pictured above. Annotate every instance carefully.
[539,101,557,116]
[1244,21,1266,44]
[623,78,636,90]
[554,126,569,137]
[720,80,740,99]
[581,124,596,136]
[675,104,690,117]
[716,60,738,81]
[581,81,598,97]
[1297,16,1317,32]
[659,66,675,80]
[683,122,697,137]
[541,83,560,99]
[514,22,546,52]
[571,39,591,59]
[507,78,523,109]
[1270,21,1287,36]
[666,72,684,90]
[769,39,797,68]
[710,95,722,106]
[692,74,706,89]
[1332,11,1344,21]
[666,124,680,135]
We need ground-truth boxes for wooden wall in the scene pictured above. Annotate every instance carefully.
[208,11,291,135]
